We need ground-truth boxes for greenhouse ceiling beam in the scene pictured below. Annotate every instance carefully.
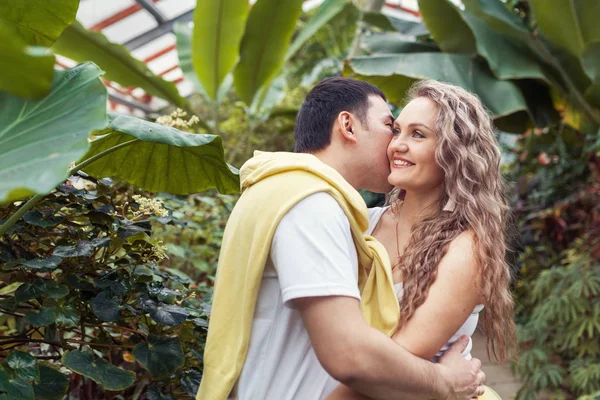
[135,0,169,25]
[124,9,194,50]
[90,0,160,31]
[109,92,155,114]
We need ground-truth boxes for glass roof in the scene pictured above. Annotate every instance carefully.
[59,0,420,117]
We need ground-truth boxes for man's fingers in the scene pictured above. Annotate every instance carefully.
[443,335,470,357]
[477,370,486,386]
[475,385,486,397]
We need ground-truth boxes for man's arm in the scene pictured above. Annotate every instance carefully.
[293,295,484,400]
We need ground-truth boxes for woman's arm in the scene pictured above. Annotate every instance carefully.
[327,232,483,400]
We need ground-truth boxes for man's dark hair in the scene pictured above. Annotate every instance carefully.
[294,77,386,153]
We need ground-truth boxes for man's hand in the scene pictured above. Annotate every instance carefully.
[435,335,486,400]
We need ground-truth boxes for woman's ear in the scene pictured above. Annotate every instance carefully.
[336,111,357,144]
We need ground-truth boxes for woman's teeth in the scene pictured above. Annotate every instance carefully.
[393,160,413,167]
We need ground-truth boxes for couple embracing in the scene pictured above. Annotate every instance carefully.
[197,77,515,400]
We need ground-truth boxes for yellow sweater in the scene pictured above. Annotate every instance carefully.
[196,151,399,400]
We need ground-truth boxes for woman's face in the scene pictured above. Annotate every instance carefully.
[387,96,445,192]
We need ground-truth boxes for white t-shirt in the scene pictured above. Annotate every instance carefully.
[231,192,360,400]
[367,207,484,361]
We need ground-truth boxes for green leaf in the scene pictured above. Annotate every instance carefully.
[44,282,69,299]
[192,0,250,100]
[147,384,174,400]
[62,351,135,391]
[45,299,80,327]
[286,0,354,61]
[420,0,547,82]
[52,21,187,108]
[15,281,46,302]
[345,53,529,120]
[0,22,54,98]
[32,365,69,400]
[22,211,62,227]
[23,308,57,327]
[364,33,439,54]
[0,369,35,400]
[419,0,476,54]
[582,43,600,107]
[530,0,600,57]
[0,0,79,46]
[0,62,107,204]
[79,113,240,195]
[7,351,39,382]
[233,0,305,105]
[362,12,428,36]
[91,291,120,322]
[173,22,207,98]
[132,335,185,378]
[52,242,94,258]
[180,368,202,397]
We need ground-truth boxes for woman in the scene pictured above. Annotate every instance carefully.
[328,80,516,399]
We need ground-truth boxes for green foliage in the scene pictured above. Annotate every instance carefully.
[51,20,189,109]
[80,113,240,195]
[0,177,212,398]
[0,63,107,204]
[508,122,600,398]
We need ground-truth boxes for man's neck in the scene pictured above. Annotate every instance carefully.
[313,151,361,190]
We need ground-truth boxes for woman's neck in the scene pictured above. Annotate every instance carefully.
[395,188,442,227]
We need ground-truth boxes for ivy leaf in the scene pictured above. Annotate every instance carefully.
[0,297,17,311]
[89,237,111,248]
[21,256,63,271]
[146,384,174,400]
[91,291,121,322]
[7,351,40,382]
[45,299,80,328]
[0,369,35,400]
[33,365,69,400]
[180,368,202,397]
[141,296,189,326]
[45,282,69,299]
[132,335,185,378]
[23,308,57,327]
[22,211,62,228]
[15,280,46,302]
[52,241,94,257]
[117,220,152,239]
[62,351,135,391]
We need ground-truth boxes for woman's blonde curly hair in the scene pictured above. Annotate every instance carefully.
[390,80,516,362]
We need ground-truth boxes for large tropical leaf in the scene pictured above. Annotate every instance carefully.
[0,62,107,204]
[582,43,600,107]
[363,32,439,54]
[52,21,187,108]
[345,53,530,129]
[529,0,600,57]
[79,113,240,195]
[192,0,250,101]
[0,22,54,98]
[174,21,232,105]
[362,12,429,36]
[285,0,354,61]
[233,0,305,105]
[173,21,206,96]
[418,0,476,54]
[0,0,79,46]
[419,0,547,82]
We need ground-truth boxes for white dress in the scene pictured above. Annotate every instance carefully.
[368,207,484,361]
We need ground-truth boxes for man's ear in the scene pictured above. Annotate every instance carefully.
[336,111,357,144]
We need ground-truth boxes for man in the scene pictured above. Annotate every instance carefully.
[197,78,485,400]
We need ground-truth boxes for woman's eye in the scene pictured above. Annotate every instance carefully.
[392,128,401,136]
[412,130,425,139]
